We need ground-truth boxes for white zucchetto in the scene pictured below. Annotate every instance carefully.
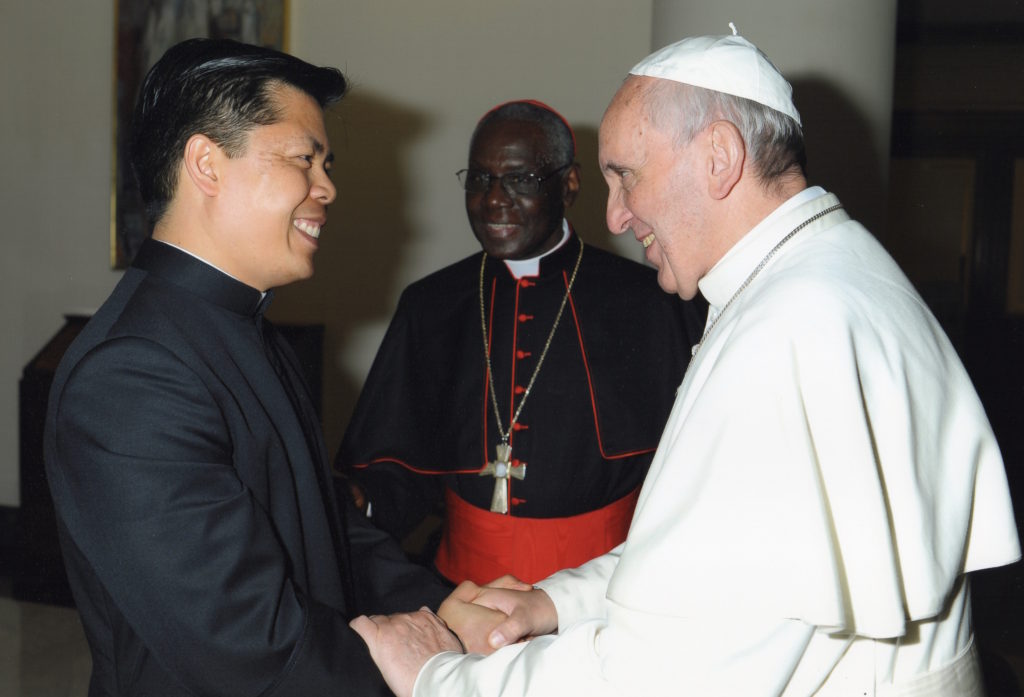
[629,30,802,126]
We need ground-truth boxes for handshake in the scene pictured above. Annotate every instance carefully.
[350,575,557,697]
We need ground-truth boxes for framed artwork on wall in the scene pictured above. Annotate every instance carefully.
[111,0,288,268]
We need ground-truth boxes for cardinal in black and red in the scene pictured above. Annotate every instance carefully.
[336,100,705,585]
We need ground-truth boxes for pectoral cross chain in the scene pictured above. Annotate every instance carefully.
[479,443,526,514]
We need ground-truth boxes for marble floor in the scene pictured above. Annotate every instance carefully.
[0,596,91,697]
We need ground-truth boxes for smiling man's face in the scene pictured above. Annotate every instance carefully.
[213,85,336,291]
[465,118,577,260]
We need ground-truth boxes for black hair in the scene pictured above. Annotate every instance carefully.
[471,101,575,169]
[129,38,347,225]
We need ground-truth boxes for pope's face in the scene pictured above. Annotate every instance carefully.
[214,85,336,291]
[599,78,710,300]
[465,119,576,260]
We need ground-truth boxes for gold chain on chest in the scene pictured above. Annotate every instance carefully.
[479,242,584,444]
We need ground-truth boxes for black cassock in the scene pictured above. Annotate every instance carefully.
[338,232,706,583]
[46,239,447,697]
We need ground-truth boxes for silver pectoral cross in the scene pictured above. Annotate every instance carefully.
[479,442,526,514]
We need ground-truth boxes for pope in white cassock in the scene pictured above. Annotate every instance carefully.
[350,30,1022,697]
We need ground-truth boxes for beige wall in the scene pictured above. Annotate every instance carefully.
[2,4,121,508]
[0,0,654,506]
[651,0,898,237]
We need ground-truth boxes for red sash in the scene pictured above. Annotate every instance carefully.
[434,486,640,585]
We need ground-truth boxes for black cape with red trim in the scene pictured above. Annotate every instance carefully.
[336,232,706,542]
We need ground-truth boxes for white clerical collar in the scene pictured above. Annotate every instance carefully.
[154,239,267,298]
[502,220,571,279]
[698,186,826,312]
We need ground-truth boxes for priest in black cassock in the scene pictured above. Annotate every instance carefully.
[336,100,706,586]
[45,39,449,697]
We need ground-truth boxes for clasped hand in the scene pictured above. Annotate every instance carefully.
[349,575,557,697]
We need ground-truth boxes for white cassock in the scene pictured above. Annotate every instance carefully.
[414,188,1021,696]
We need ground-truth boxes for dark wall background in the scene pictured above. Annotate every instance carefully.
[889,1,1024,691]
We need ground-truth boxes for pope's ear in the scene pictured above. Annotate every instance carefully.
[707,120,744,200]
[181,134,221,197]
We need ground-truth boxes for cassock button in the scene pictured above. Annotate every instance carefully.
[516,350,532,359]
[512,422,528,431]
[518,313,534,322]
[519,279,535,288]
[514,385,525,395]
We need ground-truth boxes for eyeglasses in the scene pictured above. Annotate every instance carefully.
[455,164,571,197]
